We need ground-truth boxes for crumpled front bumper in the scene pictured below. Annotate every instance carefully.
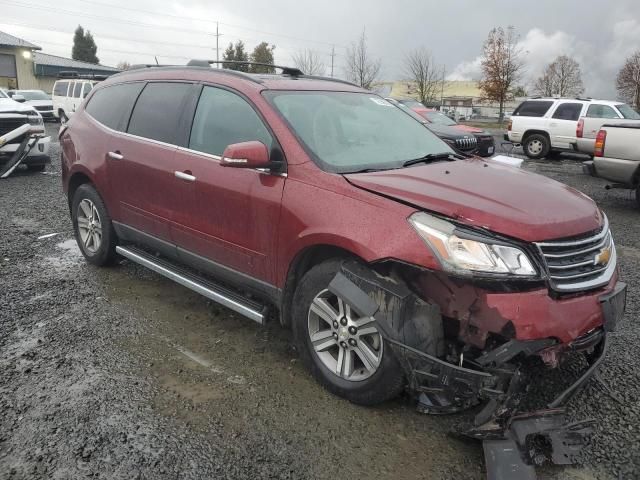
[329,260,625,478]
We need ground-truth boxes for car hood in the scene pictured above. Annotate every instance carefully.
[453,124,487,135]
[344,158,602,242]
[425,123,473,139]
[0,97,35,114]
[25,100,53,108]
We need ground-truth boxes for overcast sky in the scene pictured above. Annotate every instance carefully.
[1,0,639,98]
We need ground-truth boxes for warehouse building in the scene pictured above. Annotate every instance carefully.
[0,31,119,93]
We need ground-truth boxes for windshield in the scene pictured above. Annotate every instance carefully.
[267,91,452,173]
[616,103,640,120]
[15,90,50,101]
[425,111,457,126]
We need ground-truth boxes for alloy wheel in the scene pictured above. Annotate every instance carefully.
[307,289,383,381]
[76,199,103,254]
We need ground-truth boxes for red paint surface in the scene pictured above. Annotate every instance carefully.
[60,68,612,347]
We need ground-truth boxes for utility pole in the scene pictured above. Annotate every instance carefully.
[330,45,336,77]
[213,22,223,68]
[440,64,446,110]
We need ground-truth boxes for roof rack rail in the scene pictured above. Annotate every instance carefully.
[188,59,304,76]
[576,96,593,101]
[299,75,361,88]
[57,70,111,80]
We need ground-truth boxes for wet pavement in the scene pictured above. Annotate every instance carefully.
[1,124,638,479]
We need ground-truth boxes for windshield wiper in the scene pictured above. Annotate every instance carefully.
[402,152,464,167]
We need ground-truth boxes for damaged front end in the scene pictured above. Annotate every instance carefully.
[329,260,624,478]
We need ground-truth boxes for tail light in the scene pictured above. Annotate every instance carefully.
[577,118,584,138]
[507,119,512,131]
[594,130,607,157]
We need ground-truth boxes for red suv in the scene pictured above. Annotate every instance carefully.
[60,62,625,466]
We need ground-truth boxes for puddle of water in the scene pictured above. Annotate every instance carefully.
[42,239,83,272]
[56,238,82,255]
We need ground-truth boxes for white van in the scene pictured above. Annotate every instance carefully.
[52,79,97,123]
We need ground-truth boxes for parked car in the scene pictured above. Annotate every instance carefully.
[0,89,50,172]
[583,124,640,207]
[507,97,640,159]
[52,74,105,123]
[386,98,479,155]
[60,64,624,450]
[416,107,495,157]
[6,89,55,121]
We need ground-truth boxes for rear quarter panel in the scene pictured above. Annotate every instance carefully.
[593,125,640,184]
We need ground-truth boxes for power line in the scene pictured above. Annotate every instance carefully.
[0,0,346,52]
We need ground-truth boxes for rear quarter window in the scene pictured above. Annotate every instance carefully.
[53,81,69,97]
[513,101,554,117]
[85,82,145,131]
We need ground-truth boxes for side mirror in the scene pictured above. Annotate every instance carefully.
[221,141,270,169]
[12,94,25,103]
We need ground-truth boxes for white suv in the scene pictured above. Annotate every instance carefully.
[507,98,640,159]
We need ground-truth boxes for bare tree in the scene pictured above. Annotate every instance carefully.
[116,61,131,71]
[344,29,381,89]
[292,49,325,76]
[404,48,442,104]
[478,26,525,120]
[534,55,584,97]
[616,51,640,109]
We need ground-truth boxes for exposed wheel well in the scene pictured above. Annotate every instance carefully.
[522,130,550,143]
[280,245,361,328]
[67,172,92,209]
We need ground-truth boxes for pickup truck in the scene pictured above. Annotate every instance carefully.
[583,123,640,207]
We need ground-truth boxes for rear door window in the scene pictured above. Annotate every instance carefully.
[552,103,582,121]
[85,82,145,131]
[189,86,272,156]
[127,82,192,145]
[513,101,554,117]
[53,81,69,97]
[587,104,619,119]
[615,103,640,119]
[72,82,82,98]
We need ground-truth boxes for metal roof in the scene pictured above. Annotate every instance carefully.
[0,31,41,50]
[33,52,120,72]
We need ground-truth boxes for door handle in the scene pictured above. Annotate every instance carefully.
[107,151,123,160]
[175,170,196,182]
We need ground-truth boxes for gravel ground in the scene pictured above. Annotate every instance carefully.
[0,125,638,479]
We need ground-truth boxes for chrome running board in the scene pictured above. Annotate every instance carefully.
[116,245,266,325]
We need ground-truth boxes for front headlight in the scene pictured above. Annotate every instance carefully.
[409,212,537,276]
[27,112,43,127]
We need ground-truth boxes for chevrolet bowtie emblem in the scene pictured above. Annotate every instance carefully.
[594,247,611,266]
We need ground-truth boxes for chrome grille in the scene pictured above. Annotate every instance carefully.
[455,136,478,151]
[34,105,52,112]
[535,218,616,292]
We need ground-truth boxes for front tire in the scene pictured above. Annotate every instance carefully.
[71,184,118,266]
[523,133,550,159]
[292,260,404,406]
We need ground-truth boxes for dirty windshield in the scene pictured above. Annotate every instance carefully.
[267,91,452,173]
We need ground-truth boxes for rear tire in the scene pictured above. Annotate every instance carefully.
[71,184,118,266]
[292,259,405,406]
[523,133,550,159]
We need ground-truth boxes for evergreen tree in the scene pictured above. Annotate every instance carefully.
[72,25,99,64]
[223,41,249,72]
[249,42,275,73]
